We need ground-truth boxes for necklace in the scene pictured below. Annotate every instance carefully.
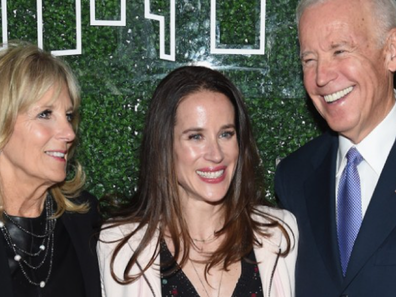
[190,260,224,297]
[191,232,217,243]
[0,195,56,288]
[191,232,220,253]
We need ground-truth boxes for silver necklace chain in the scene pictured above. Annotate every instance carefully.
[13,237,47,257]
[191,235,220,253]
[191,232,217,243]
[3,206,56,238]
[0,195,56,288]
[190,260,223,297]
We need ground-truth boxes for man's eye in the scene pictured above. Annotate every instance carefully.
[302,58,315,65]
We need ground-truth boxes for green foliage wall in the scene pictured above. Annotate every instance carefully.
[1,0,322,208]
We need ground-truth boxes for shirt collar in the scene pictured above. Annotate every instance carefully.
[337,101,396,176]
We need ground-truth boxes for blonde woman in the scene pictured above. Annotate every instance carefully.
[0,42,101,297]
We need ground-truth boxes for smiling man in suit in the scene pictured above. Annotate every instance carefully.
[275,0,396,296]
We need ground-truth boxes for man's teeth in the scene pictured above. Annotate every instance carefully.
[196,170,224,179]
[46,151,65,158]
[324,86,353,103]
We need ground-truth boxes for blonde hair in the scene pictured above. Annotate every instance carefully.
[0,40,88,216]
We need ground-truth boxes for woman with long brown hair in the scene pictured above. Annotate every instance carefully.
[98,66,298,297]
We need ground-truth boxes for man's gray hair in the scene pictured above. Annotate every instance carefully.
[296,0,396,45]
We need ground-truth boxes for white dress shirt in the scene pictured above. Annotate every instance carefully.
[336,102,396,218]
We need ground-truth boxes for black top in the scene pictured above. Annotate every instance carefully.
[0,191,102,297]
[160,241,264,297]
[2,201,86,297]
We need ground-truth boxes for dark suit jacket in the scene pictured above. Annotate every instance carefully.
[276,131,396,297]
[0,191,102,297]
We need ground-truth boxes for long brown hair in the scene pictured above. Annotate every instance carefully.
[105,66,292,283]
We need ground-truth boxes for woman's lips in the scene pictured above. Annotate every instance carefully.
[196,166,226,183]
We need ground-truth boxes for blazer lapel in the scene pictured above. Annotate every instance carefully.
[62,212,101,297]
[342,139,396,288]
[121,224,162,297]
[0,236,14,296]
[304,135,344,287]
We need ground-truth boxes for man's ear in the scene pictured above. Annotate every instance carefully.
[386,28,396,72]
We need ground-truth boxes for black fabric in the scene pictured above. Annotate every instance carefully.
[0,191,102,297]
[160,241,263,297]
[3,210,85,297]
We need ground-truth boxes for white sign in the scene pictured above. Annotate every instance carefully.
[1,0,266,61]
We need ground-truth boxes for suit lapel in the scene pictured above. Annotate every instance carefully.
[342,139,396,288]
[304,134,344,286]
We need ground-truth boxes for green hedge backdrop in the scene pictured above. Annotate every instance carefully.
[2,0,323,212]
